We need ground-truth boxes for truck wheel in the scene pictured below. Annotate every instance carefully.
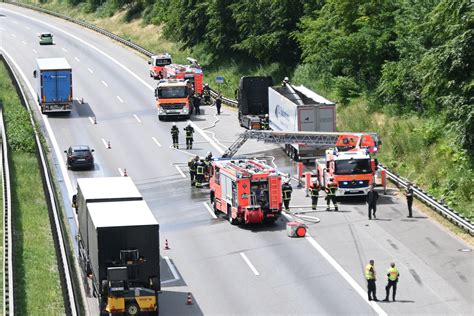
[158,115,163,121]
[126,303,140,316]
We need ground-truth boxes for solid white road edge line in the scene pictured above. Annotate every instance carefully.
[174,165,186,178]
[101,80,108,87]
[133,114,141,122]
[152,137,162,147]
[116,95,124,103]
[202,202,217,219]
[161,256,180,284]
[101,138,108,149]
[305,236,387,316]
[240,253,260,276]
[0,48,75,201]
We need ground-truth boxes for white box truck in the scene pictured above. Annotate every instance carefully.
[268,84,336,160]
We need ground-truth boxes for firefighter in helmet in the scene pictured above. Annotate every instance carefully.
[170,122,179,148]
[204,152,213,181]
[183,121,195,149]
[203,83,211,104]
[325,177,338,211]
[188,155,199,186]
[309,178,321,210]
[195,159,206,188]
[282,178,293,211]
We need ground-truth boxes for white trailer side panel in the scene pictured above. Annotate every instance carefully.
[268,87,297,132]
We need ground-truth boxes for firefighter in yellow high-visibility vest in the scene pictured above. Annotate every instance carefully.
[384,262,400,302]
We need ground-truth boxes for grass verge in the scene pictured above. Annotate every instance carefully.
[0,61,64,313]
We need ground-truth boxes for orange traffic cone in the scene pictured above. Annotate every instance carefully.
[186,292,193,305]
[164,239,170,250]
[107,141,111,149]
[123,168,128,177]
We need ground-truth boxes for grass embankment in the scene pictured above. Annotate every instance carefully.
[0,62,64,314]
[24,1,473,219]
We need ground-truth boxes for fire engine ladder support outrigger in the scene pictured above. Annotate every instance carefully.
[222,130,380,158]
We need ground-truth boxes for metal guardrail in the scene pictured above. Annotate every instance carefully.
[379,164,473,235]
[1,53,80,314]
[8,1,472,235]
[1,109,14,315]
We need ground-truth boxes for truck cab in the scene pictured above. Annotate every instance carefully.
[155,79,192,120]
[237,76,273,129]
[148,53,172,79]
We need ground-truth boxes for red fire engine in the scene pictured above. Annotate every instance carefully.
[162,58,204,95]
[316,133,384,196]
[209,159,282,225]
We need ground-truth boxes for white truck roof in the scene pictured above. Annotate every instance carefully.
[293,85,335,105]
[88,201,158,228]
[77,177,142,201]
[36,58,71,70]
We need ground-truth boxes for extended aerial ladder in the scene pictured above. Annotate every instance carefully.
[222,130,381,158]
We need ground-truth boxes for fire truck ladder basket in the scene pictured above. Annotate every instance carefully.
[222,130,344,158]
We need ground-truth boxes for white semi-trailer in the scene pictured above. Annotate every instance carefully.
[268,84,336,160]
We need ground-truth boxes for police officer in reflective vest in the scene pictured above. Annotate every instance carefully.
[384,262,400,302]
[170,123,179,148]
[365,259,378,301]
[188,156,199,186]
[183,122,194,149]
[325,178,338,211]
[195,159,205,188]
[282,180,293,211]
[309,179,320,210]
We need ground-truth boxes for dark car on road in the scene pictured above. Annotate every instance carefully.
[65,145,94,170]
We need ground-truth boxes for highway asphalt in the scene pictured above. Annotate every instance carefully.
[0,4,472,315]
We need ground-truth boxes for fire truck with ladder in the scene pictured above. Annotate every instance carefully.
[209,158,282,225]
[162,58,204,95]
[220,130,385,197]
[316,133,383,196]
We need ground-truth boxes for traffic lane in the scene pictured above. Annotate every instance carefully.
[145,187,375,315]
[288,187,473,315]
